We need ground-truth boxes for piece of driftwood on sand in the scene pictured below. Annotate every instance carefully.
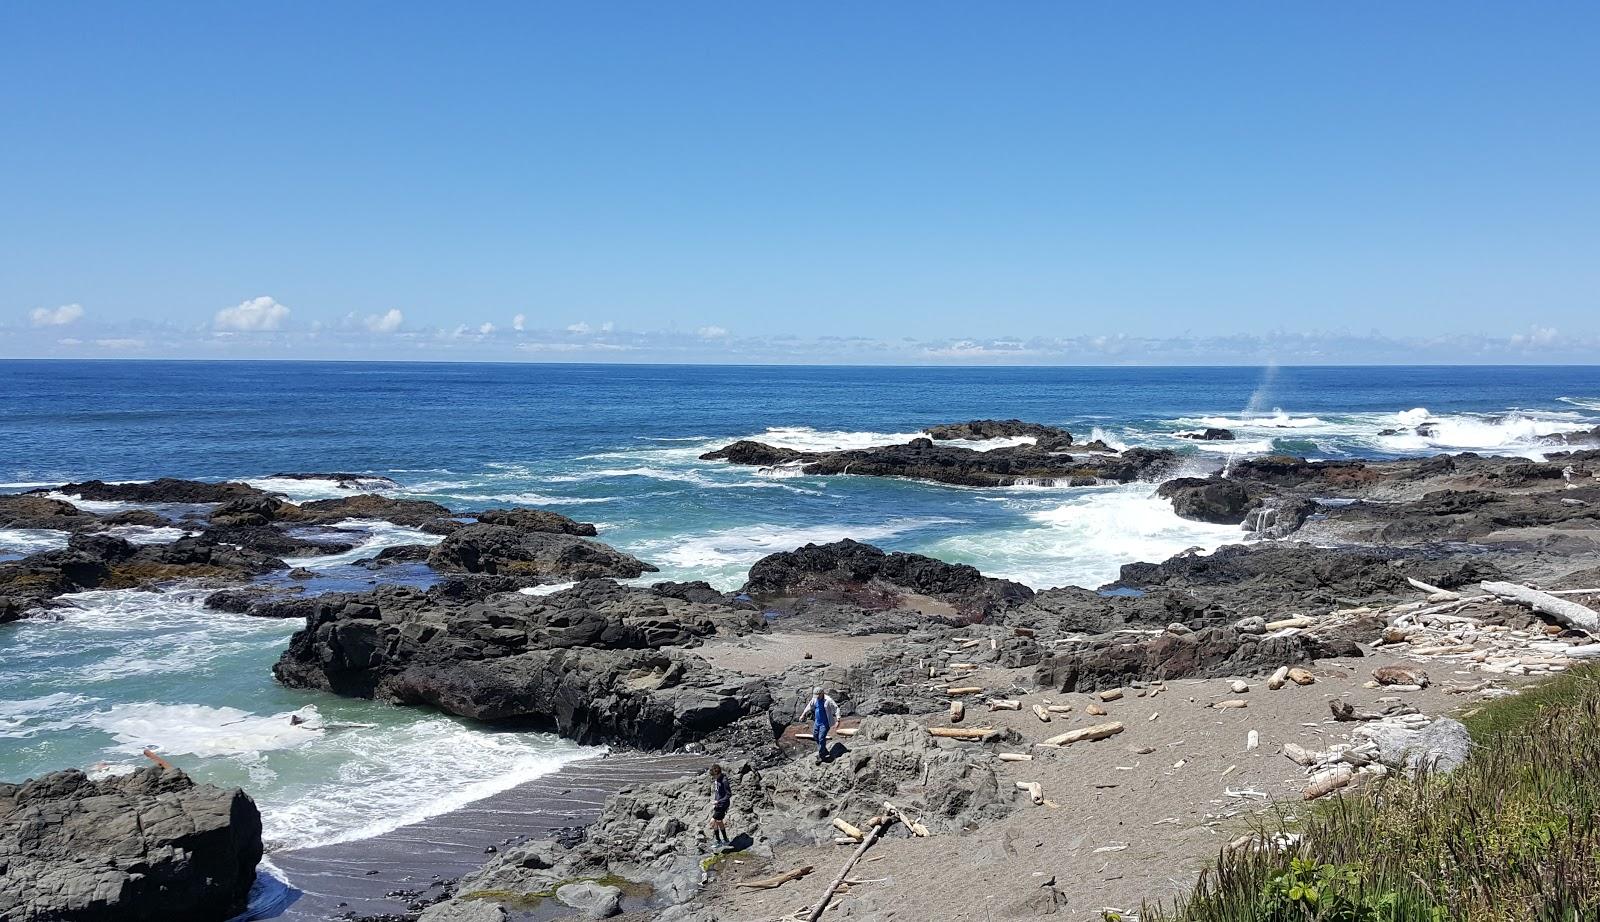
[1480,581,1600,634]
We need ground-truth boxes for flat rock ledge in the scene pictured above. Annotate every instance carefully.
[0,766,263,922]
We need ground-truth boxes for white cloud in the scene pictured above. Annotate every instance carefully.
[697,325,729,339]
[363,309,404,333]
[57,337,82,345]
[512,313,526,332]
[478,322,496,335]
[31,303,85,327]
[214,296,290,331]
[566,322,592,334]
[94,338,145,349]
[1510,326,1559,347]
[600,321,615,332]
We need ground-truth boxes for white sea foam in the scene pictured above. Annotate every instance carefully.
[518,581,578,596]
[1372,408,1596,459]
[1191,410,1328,429]
[1086,427,1129,451]
[0,692,101,739]
[0,527,70,555]
[1559,396,1600,412]
[259,720,595,850]
[245,476,400,502]
[632,517,964,588]
[290,519,443,569]
[99,524,192,544]
[922,485,1244,589]
[743,426,921,453]
[85,702,324,758]
[41,492,147,514]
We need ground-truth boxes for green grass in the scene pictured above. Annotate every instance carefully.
[1143,666,1600,922]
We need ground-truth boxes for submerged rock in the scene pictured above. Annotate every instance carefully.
[1176,427,1236,441]
[0,766,262,922]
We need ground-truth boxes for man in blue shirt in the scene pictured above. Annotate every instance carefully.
[798,686,840,763]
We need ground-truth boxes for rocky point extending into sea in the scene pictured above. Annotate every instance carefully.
[2,419,1599,920]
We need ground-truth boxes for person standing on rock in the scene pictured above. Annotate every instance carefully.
[708,764,733,848]
[799,686,840,763]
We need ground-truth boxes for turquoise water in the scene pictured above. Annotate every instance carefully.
[2,361,1597,850]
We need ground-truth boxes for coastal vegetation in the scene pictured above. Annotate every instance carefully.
[1146,667,1600,922]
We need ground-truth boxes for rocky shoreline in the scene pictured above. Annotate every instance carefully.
[3,420,1599,920]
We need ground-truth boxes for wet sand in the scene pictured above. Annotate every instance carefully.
[270,751,703,920]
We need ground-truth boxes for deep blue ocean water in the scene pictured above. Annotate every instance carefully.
[1,361,1597,854]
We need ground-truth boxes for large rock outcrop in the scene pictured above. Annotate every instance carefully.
[50,479,267,504]
[1034,624,1353,693]
[0,533,288,619]
[1110,542,1501,616]
[699,431,1178,488]
[924,419,1074,449]
[273,580,767,748]
[743,539,1033,623]
[0,494,98,531]
[442,715,1015,914]
[0,766,262,922]
[426,524,656,581]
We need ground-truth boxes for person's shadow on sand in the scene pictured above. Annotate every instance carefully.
[820,741,851,762]
[726,832,754,851]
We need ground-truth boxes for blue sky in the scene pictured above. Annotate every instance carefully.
[2,3,1596,363]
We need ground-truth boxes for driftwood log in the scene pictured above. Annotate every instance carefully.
[928,726,993,740]
[805,820,887,921]
[738,865,815,889]
[1041,722,1124,747]
[1481,581,1600,634]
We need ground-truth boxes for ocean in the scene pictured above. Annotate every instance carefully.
[2,361,1598,855]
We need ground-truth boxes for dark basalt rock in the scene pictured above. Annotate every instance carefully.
[698,440,812,465]
[1540,426,1600,446]
[355,543,435,569]
[701,435,1176,487]
[427,524,656,581]
[650,580,738,606]
[474,508,598,536]
[0,493,98,531]
[51,478,268,504]
[1008,585,1228,636]
[95,508,172,528]
[267,471,403,489]
[1223,455,1380,490]
[800,439,1176,487]
[295,495,460,531]
[200,524,357,557]
[443,715,1014,917]
[924,419,1074,449]
[1156,477,1260,525]
[743,539,1032,622]
[1034,624,1350,693]
[1176,427,1236,441]
[204,588,316,619]
[272,580,766,749]
[1317,485,1600,543]
[1112,542,1501,614]
[0,766,262,922]
[0,533,288,617]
